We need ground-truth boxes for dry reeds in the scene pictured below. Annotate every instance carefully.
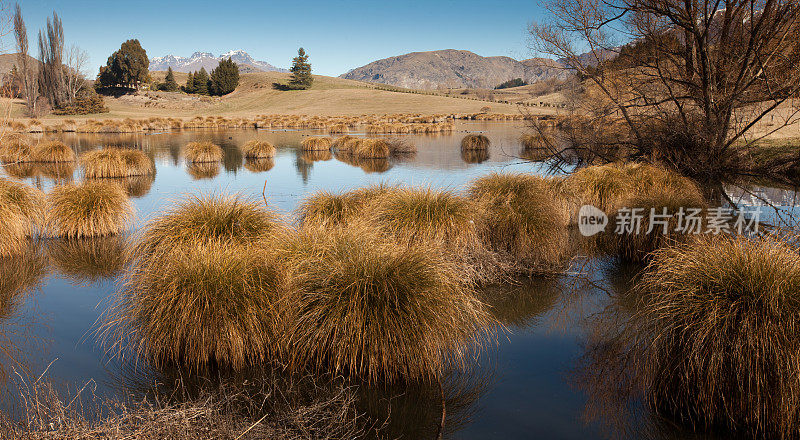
[353,139,390,159]
[0,205,25,257]
[45,181,133,238]
[461,134,490,151]
[81,149,154,178]
[297,184,397,229]
[241,140,276,159]
[0,136,33,163]
[0,177,46,236]
[301,137,333,151]
[184,142,223,163]
[468,173,569,271]
[101,194,288,370]
[629,233,800,438]
[282,224,495,383]
[31,140,75,163]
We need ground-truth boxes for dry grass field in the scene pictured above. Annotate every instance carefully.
[2,71,560,122]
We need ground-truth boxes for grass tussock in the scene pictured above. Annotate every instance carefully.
[331,135,359,151]
[184,142,223,163]
[282,224,495,383]
[0,205,25,258]
[0,136,33,163]
[241,140,276,159]
[102,194,289,370]
[461,134,490,151]
[301,137,333,151]
[630,234,800,438]
[0,177,46,236]
[31,140,75,163]
[134,194,285,255]
[296,183,397,229]
[353,139,390,159]
[103,240,289,370]
[81,149,154,178]
[468,173,569,271]
[45,181,133,238]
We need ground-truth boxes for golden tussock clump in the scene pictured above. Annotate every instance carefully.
[468,173,569,272]
[100,194,289,370]
[352,139,390,159]
[31,140,75,163]
[244,158,275,173]
[297,183,398,229]
[0,136,33,163]
[461,134,491,151]
[81,149,154,178]
[45,181,133,238]
[0,205,25,258]
[184,142,223,163]
[328,123,349,134]
[331,135,360,152]
[281,224,496,383]
[301,137,333,151]
[241,140,276,159]
[0,178,46,237]
[629,233,800,438]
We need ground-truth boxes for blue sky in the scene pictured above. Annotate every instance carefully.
[4,0,546,77]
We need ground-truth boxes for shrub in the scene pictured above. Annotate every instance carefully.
[45,181,133,238]
[301,137,333,151]
[495,78,527,89]
[241,140,276,159]
[461,134,490,151]
[282,224,495,383]
[52,88,109,115]
[631,234,800,437]
[210,58,240,96]
[31,140,75,163]
[184,142,223,163]
[468,173,569,271]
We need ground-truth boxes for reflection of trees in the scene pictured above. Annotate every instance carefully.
[0,242,48,385]
[46,236,130,284]
[295,152,313,184]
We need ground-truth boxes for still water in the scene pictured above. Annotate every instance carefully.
[0,121,784,439]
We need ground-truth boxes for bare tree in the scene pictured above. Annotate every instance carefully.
[64,44,87,104]
[13,3,38,116]
[37,11,66,109]
[529,0,800,181]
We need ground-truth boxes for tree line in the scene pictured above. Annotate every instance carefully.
[8,3,103,116]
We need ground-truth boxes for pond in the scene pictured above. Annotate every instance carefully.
[0,121,791,439]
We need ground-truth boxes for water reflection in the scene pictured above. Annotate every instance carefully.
[46,236,130,284]
[187,162,220,180]
[244,157,275,173]
[462,149,490,164]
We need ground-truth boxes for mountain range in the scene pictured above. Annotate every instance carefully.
[340,49,573,90]
[149,50,287,74]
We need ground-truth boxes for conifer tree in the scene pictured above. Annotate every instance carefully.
[288,47,313,90]
[193,67,209,95]
[163,67,178,92]
[210,58,239,95]
[184,72,195,93]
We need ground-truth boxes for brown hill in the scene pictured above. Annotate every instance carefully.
[340,49,568,90]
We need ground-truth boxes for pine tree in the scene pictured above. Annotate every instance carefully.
[163,67,178,92]
[193,67,209,95]
[210,58,239,96]
[184,72,195,93]
[288,48,313,90]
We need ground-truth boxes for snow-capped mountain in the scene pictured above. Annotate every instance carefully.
[149,50,287,73]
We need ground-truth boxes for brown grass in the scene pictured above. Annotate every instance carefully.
[241,140,276,159]
[184,142,223,163]
[281,223,495,383]
[461,134,490,151]
[0,177,46,236]
[31,140,76,163]
[301,137,333,151]
[45,181,133,238]
[81,149,154,178]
